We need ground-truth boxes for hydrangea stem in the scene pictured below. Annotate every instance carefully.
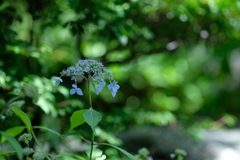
[89,132,95,160]
[87,73,94,160]
[88,73,92,108]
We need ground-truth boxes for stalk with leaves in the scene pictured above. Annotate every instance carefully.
[54,59,137,160]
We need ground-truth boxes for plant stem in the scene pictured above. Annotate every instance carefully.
[89,131,95,160]
[88,74,92,108]
[87,73,94,160]
[31,130,51,160]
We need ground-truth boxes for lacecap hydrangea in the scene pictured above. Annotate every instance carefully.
[53,59,120,97]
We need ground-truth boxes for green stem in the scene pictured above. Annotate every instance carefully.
[31,130,51,160]
[87,73,94,160]
[88,74,92,108]
[89,131,95,160]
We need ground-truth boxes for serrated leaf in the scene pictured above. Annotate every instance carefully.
[0,132,23,160]
[23,83,39,103]
[12,107,32,132]
[69,110,87,132]
[102,143,138,160]
[1,126,25,143]
[83,108,102,131]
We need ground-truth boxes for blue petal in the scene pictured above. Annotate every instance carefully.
[111,90,117,97]
[96,87,101,95]
[112,84,120,92]
[72,84,77,88]
[107,82,120,97]
[107,84,113,90]
[76,88,83,95]
[96,81,106,95]
[70,89,76,95]
[53,77,63,86]
[55,80,60,86]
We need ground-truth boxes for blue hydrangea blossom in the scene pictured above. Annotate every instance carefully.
[70,84,83,95]
[96,81,106,95]
[107,81,120,97]
[53,59,120,97]
[53,77,63,86]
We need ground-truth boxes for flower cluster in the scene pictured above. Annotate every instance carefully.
[23,147,34,156]
[32,152,46,160]
[53,59,120,97]
[18,133,32,145]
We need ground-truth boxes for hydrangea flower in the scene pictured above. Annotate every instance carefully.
[54,59,120,97]
[53,77,63,86]
[70,84,83,95]
[107,81,120,97]
[96,81,106,95]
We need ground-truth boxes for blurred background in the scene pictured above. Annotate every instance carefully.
[1,0,240,159]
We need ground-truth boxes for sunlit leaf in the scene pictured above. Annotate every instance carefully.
[0,132,23,160]
[69,109,87,132]
[0,153,6,160]
[102,143,138,160]
[12,107,32,132]
[1,126,25,143]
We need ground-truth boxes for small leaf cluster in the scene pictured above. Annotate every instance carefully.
[170,148,187,160]
[18,133,32,145]
[135,147,153,160]
[54,59,120,97]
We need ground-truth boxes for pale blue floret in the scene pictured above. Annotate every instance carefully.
[70,84,83,95]
[96,81,106,95]
[107,81,120,97]
[53,77,63,86]
[55,59,120,97]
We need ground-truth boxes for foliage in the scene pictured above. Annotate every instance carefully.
[170,149,187,160]
[1,0,240,159]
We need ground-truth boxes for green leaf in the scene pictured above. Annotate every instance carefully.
[0,132,23,160]
[0,150,17,160]
[8,100,25,108]
[69,109,87,132]
[83,108,102,131]
[33,126,60,136]
[12,107,32,132]
[56,153,86,160]
[0,151,17,154]
[1,126,25,143]
[60,132,86,141]
[5,100,25,116]
[0,154,6,160]
[23,83,39,103]
[102,143,138,160]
